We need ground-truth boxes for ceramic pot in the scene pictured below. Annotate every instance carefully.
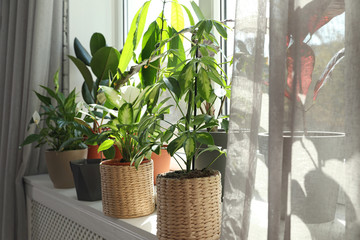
[45,148,88,188]
[70,158,102,201]
[151,145,171,184]
[87,145,102,159]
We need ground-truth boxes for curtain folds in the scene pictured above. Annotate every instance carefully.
[0,0,63,239]
[222,0,356,239]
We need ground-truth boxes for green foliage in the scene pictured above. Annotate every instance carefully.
[21,71,87,151]
[97,85,169,169]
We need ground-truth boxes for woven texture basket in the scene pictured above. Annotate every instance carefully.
[156,171,222,240]
[100,159,155,218]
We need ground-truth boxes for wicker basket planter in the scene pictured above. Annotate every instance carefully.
[156,170,222,240]
[100,159,155,218]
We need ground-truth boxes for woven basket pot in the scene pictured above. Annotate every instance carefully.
[100,159,155,218]
[156,171,222,240]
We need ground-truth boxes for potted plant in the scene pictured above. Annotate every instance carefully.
[258,2,345,224]
[156,9,228,238]
[95,84,168,218]
[21,71,88,188]
[69,32,119,159]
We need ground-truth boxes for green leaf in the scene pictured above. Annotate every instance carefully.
[59,137,83,151]
[221,119,229,132]
[119,1,151,73]
[146,85,160,114]
[81,82,95,104]
[69,56,94,91]
[118,103,133,125]
[171,0,184,32]
[197,67,212,102]
[21,134,41,147]
[98,139,115,152]
[74,38,91,65]
[103,145,115,159]
[139,21,160,87]
[196,132,214,146]
[181,4,195,26]
[204,20,213,33]
[34,91,51,106]
[178,62,194,95]
[183,136,196,160]
[213,21,227,39]
[167,135,187,156]
[90,47,120,80]
[163,77,181,100]
[190,1,205,20]
[90,32,106,56]
[100,86,123,109]
[167,27,185,71]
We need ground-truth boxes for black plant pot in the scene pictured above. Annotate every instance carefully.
[70,159,102,201]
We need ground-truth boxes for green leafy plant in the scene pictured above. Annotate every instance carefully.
[162,17,229,173]
[96,84,170,168]
[21,72,87,151]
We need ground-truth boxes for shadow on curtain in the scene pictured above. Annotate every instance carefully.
[222,0,360,239]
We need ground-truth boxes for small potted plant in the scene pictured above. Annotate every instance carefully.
[95,84,168,218]
[21,71,87,188]
[156,15,228,239]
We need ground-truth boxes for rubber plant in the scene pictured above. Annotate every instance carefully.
[284,0,345,133]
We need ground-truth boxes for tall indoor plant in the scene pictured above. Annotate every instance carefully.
[21,72,88,188]
[155,5,228,238]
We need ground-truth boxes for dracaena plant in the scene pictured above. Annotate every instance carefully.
[95,84,170,168]
[21,71,87,151]
[283,0,345,133]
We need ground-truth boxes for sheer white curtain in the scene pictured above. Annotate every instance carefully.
[222,0,359,239]
[0,0,64,239]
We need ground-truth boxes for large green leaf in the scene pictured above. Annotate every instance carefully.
[119,1,151,73]
[21,134,41,147]
[98,139,115,152]
[100,86,123,109]
[167,27,185,71]
[90,47,120,80]
[74,38,91,65]
[81,82,95,104]
[146,85,160,114]
[178,62,194,95]
[118,103,133,125]
[183,136,196,160]
[34,91,51,106]
[163,77,181,100]
[171,0,184,32]
[190,1,205,20]
[139,21,160,87]
[181,4,195,26]
[69,56,93,91]
[167,135,187,156]
[90,33,106,56]
[197,67,212,102]
[196,132,214,146]
[213,21,227,39]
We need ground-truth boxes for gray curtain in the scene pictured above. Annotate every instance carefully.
[0,0,64,239]
[222,0,358,239]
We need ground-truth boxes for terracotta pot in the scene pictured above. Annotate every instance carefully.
[151,146,171,184]
[100,159,154,218]
[114,145,122,159]
[45,148,88,188]
[156,170,222,240]
[87,145,102,159]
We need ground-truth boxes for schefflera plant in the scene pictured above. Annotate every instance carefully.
[95,84,171,168]
[162,18,229,173]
